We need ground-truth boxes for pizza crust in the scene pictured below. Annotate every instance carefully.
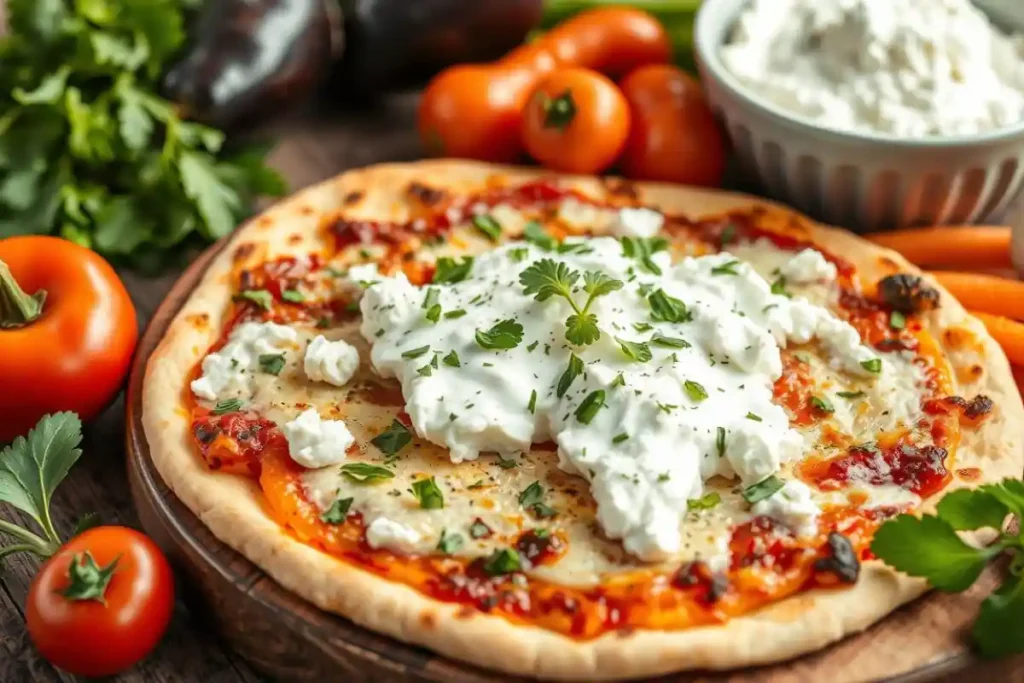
[142,160,1024,680]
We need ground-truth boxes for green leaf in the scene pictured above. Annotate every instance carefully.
[890,310,906,330]
[93,196,153,255]
[770,277,790,297]
[519,481,544,508]
[620,236,667,275]
[482,548,521,576]
[469,519,491,538]
[258,353,286,376]
[8,0,66,40]
[711,260,741,276]
[437,529,463,555]
[523,221,558,250]
[936,488,1010,531]
[340,463,395,484]
[556,353,584,398]
[582,270,623,298]
[564,311,600,346]
[973,574,1024,658]
[978,479,1024,520]
[319,497,353,524]
[0,412,83,539]
[475,319,524,350]
[433,257,474,284]
[716,427,727,457]
[238,289,272,311]
[89,31,148,70]
[371,420,412,457]
[0,167,44,212]
[472,214,502,241]
[401,346,430,359]
[116,88,154,152]
[71,512,102,538]
[648,289,692,323]
[687,492,721,511]
[12,67,69,105]
[742,475,784,505]
[212,399,243,415]
[810,395,834,413]
[575,390,605,424]
[179,151,239,239]
[411,477,444,509]
[651,333,690,349]
[860,358,882,374]
[519,259,578,302]
[870,514,997,592]
[443,350,460,368]
[616,337,652,363]
[527,389,537,414]
[683,380,707,402]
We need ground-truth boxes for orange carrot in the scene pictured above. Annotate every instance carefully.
[929,272,1024,320]
[870,226,1011,270]
[971,312,1024,366]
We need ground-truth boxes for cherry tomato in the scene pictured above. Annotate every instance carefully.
[0,236,138,441]
[419,7,670,163]
[26,527,174,678]
[618,64,727,187]
[521,68,630,174]
[418,63,541,163]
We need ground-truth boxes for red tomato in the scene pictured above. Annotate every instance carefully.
[618,64,727,187]
[521,67,631,174]
[0,236,138,441]
[26,527,174,677]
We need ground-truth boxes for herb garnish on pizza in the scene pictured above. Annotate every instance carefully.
[143,161,1023,679]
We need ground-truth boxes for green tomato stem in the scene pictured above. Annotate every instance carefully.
[0,543,48,561]
[0,519,56,557]
[0,259,46,329]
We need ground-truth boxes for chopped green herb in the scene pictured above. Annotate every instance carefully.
[616,337,652,363]
[316,317,332,329]
[472,214,502,241]
[632,322,653,333]
[258,353,286,376]
[519,481,544,508]
[508,247,529,262]
[497,457,518,469]
[482,548,521,576]
[811,396,834,413]
[433,256,474,284]
[575,390,606,424]
[319,497,353,524]
[469,519,492,538]
[523,221,558,250]
[742,475,785,505]
[687,492,721,511]
[475,319,524,350]
[530,503,557,518]
[745,412,762,422]
[370,420,413,457]
[212,398,243,415]
[402,345,431,359]
[281,289,305,303]
[238,289,272,311]
[861,358,883,374]
[528,389,538,414]
[683,380,708,402]
[620,236,668,275]
[416,364,433,377]
[326,266,347,278]
[612,432,629,444]
[444,309,467,319]
[610,372,625,388]
[890,310,907,330]
[716,427,726,457]
[526,341,539,352]
[837,390,866,399]
[556,353,584,398]
[437,529,463,555]
[648,289,692,323]
[770,277,790,297]
[651,333,691,349]
[710,260,741,275]
[425,304,442,323]
[341,463,395,484]
[467,480,485,490]
[411,477,444,509]
[443,350,461,367]
[422,287,440,310]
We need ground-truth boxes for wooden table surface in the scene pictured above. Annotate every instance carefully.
[1,92,1022,683]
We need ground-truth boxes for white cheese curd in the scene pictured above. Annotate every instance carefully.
[365,517,422,553]
[304,335,360,386]
[721,0,1024,137]
[557,197,605,229]
[611,207,664,239]
[751,480,820,537]
[281,408,354,468]
[190,322,298,401]
[360,237,879,561]
[779,249,838,284]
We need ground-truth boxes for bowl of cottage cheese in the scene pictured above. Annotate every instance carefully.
[695,0,1024,231]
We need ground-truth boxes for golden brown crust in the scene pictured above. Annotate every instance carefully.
[142,160,1024,680]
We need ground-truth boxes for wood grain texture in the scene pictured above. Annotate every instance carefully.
[124,176,1024,682]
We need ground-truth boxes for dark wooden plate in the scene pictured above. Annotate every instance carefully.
[125,237,1024,682]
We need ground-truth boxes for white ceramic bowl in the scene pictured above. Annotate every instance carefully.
[694,0,1024,232]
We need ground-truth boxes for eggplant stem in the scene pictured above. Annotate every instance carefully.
[0,259,46,329]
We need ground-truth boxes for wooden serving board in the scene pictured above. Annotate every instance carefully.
[125,204,1024,683]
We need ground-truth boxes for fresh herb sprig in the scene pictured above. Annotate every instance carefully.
[871,480,1024,658]
[0,0,287,267]
[519,258,623,346]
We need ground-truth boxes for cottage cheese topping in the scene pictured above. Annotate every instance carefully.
[191,322,298,401]
[751,480,820,536]
[612,208,664,239]
[779,248,838,284]
[282,408,354,468]
[365,517,422,553]
[304,335,360,386]
[721,0,1024,137]
[360,236,879,560]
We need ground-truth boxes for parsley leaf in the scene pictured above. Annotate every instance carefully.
[860,358,882,374]
[575,390,605,424]
[687,492,721,511]
[238,289,272,311]
[523,221,558,250]
[212,398,243,415]
[258,353,285,376]
[556,353,584,398]
[620,236,668,275]
[810,396,834,413]
[742,475,784,504]
[583,270,624,298]
[472,214,502,241]
[710,260,741,275]
[616,337,652,363]
[482,548,521,576]
[442,350,461,367]
[683,380,707,402]
[402,345,431,359]
[437,529,463,555]
[281,289,304,303]
[518,481,544,508]
[370,420,412,457]
[519,258,579,302]
[565,312,600,346]
[648,289,692,323]
[320,497,353,524]
[411,477,444,509]
[770,277,790,297]
[340,463,395,484]
[520,259,622,346]
[651,333,690,348]
[433,256,474,284]
[871,514,997,592]
[475,319,524,350]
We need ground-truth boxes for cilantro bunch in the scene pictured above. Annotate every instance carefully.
[0,0,287,268]
[872,480,1024,658]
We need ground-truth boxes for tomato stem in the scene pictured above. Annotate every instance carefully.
[0,258,46,329]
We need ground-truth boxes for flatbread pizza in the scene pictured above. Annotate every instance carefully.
[142,160,1024,680]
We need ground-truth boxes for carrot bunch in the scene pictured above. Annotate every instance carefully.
[868,227,1024,389]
